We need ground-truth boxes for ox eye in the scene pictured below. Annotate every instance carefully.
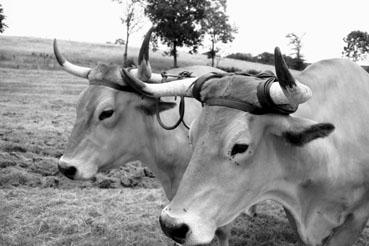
[99,109,114,121]
[230,144,249,156]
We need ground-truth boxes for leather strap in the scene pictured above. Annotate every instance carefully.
[205,98,267,115]
[192,72,227,101]
[155,96,189,130]
[192,71,298,115]
[256,78,297,115]
[89,80,137,93]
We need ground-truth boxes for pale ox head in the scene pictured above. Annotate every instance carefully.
[125,47,335,244]
[55,28,176,180]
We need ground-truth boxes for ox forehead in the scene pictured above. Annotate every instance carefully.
[87,65,138,93]
[192,70,297,115]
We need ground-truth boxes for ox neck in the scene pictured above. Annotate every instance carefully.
[258,136,354,245]
[141,103,194,199]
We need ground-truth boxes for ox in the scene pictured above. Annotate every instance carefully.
[54,28,237,245]
[124,47,369,245]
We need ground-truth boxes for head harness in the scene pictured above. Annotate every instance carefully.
[90,68,192,130]
[191,71,297,115]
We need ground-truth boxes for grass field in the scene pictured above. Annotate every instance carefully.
[0,35,276,72]
[1,36,369,246]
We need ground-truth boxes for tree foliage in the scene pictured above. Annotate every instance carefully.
[112,0,145,66]
[286,33,306,70]
[202,0,237,67]
[342,30,369,62]
[0,4,8,33]
[145,0,207,67]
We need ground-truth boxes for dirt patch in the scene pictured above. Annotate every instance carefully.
[3,144,27,153]
[0,149,160,189]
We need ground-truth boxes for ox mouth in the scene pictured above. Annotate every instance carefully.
[159,216,190,244]
[170,236,186,245]
[160,228,187,244]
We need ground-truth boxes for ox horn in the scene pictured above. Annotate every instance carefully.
[123,47,313,107]
[53,39,91,79]
[137,27,154,82]
[122,68,197,97]
[270,47,312,105]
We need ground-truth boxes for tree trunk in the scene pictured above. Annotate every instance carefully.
[123,29,130,67]
[173,43,178,68]
[211,40,215,67]
[296,49,303,70]
[297,49,300,62]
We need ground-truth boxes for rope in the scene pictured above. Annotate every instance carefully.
[155,71,193,130]
[155,96,189,130]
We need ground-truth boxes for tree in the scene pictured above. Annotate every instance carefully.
[342,30,369,62]
[112,0,145,66]
[202,0,237,67]
[0,4,8,33]
[145,0,207,67]
[286,33,305,70]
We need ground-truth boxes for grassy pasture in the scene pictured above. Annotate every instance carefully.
[1,36,369,245]
[0,35,276,72]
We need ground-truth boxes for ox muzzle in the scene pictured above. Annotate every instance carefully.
[159,212,190,244]
[58,159,77,180]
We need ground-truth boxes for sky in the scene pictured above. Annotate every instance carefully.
[2,0,369,64]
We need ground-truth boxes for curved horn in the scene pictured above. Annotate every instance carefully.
[271,47,312,105]
[53,39,91,79]
[137,27,155,81]
[122,69,196,98]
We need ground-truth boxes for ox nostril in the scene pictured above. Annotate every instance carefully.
[159,214,190,244]
[58,164,77,180]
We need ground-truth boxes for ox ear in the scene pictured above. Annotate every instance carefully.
[282,122,335,146]
[268,116,335,146]
[139,99,177,115]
